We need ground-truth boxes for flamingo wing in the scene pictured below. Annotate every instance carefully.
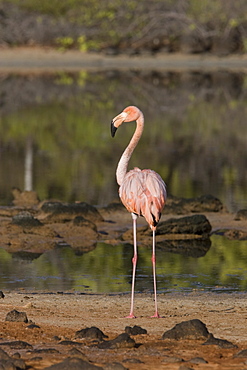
[119,168,167,229]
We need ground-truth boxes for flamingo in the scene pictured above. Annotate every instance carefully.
[111,106,167,318]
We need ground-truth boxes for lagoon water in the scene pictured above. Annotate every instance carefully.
[0,67,246,293]
[0,235,247,294]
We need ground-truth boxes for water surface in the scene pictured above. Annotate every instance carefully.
[0,236,246,293]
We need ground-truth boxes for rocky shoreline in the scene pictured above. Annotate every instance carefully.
[0,189,246,258]
[0,190,247,369]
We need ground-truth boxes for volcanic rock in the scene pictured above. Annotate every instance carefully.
[5,309,28,323]
[162,319,210,340]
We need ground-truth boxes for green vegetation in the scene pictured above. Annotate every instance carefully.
[1,0,246,52]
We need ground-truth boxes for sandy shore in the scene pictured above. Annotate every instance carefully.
[1,290,247,369]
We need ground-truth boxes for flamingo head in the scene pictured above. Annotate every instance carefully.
[111,106,141,137]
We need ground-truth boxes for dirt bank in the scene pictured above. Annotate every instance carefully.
[0,47,247,73]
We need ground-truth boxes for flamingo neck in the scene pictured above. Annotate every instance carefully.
[116,112,144,186]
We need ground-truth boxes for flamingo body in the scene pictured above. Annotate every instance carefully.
[119,167,166,230]
[111,106,167,318]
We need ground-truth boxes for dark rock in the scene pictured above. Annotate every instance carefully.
[104,363,127,370]
[157,214,212,236]
[234,349,247,358]
[68,348,88,360]
[189,357,208,364]
[125,325,147,335]
[75,327,108,341]
[26,324,40,329]
[5,309,28,323]
[224,229,247,240]
[235,209,247,221]
[0,291,4,299]
[162,319,210,340]
[12,212,43,227]
[98,333,135,349]
[32,348,60,354]
[164,195,225,214]
[202,333,237,348]
[0,349,10,360]
[178,366,193,370]
[40,201,103,223]
[101,202,125,214]
[59,340,82,346]
[123,358,143,363]
[0,341,33,349]
[0,357,26,369]
[73,216,97,232]
[44,357,103,369]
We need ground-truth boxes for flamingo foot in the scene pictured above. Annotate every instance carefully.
[125,313,136,319]
[151,312,160,318]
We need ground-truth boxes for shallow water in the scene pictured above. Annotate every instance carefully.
[0,235,246,294]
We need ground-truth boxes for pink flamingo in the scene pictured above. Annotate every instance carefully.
[111,106,167,318]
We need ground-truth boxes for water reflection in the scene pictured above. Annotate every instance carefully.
[0,70,246,211]
[0,236,247,293]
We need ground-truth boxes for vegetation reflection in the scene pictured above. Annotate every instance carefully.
[0,236,247,292]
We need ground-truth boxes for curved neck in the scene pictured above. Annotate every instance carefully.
[116,112,144,185]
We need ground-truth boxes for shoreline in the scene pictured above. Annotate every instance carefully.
[0,47,247,73]
[1,290,247,369]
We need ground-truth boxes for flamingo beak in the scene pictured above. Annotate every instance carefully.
[111,111,128,137]
[111,121,117,137]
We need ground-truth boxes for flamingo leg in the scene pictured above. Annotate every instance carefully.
[126,213,138,318]
[151,229,160,318]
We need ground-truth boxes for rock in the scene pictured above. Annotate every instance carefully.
[68,348,88,360]
[32,348,60,354]
[234,349,247,358]
[40,201,103,223]
[156,214,212,236]
[26,324,40,329]
[104,363,127,370]
[75,327,108,341]
[98,333,135,349]
[59,340,82,346]
[224,229,247,240]
[235,209,247,221]
[0,340,33,349]
[44,357,103,369]
[162,319,210,340]
[123,358,143,363]
[125,325,147,335]
[12,187,40,206]
[5,310,28,323]
[202,333,237,348]
[12,212,43,227]
[0,291,4,298]
[164,195,225,214]
[73,216,97,232]
[189,357,208,364]
[0,348,26,370]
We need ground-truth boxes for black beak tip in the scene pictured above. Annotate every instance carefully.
[111,121,117,137]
